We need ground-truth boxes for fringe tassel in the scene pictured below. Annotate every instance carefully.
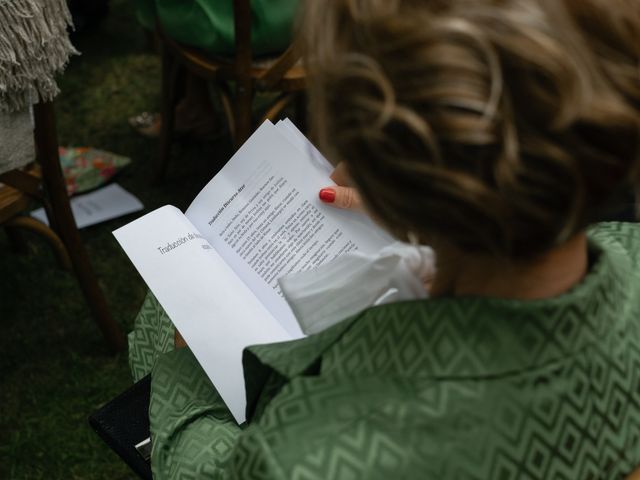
[0,0,78,113]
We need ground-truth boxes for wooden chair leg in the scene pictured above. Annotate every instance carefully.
[260,92,295,125]
[294,92,307,133]
[214,82,236,142]
[234,80,253,149]
[6,216,72,270]
[33,101,126,352]
[155,43,183,184]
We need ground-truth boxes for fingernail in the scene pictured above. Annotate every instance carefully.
[319,188,336,203]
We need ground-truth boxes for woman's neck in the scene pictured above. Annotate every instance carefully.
[430,232,589,300]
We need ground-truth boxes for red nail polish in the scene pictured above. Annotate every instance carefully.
[319,188,336,203]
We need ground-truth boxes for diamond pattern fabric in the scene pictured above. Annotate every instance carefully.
[129,222,640,479]
[128,293,175,382]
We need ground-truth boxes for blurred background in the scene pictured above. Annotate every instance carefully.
[0,0,236,477]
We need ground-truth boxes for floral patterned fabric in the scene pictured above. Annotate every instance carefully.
[59,147,130,195]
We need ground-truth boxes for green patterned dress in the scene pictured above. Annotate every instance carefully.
[129,222,640,479]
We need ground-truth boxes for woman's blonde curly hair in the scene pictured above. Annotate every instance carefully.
[302,0,640,258]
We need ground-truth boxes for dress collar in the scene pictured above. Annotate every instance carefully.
[320,234,634,378]
[242,230,635,420]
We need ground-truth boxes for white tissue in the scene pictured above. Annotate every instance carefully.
[278,242,436,335]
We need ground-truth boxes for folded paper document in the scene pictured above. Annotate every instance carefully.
[114,119,392,423]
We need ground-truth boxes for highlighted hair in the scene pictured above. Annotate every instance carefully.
[302,0,640,257]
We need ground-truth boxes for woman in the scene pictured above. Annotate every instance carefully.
[129,0,640,477]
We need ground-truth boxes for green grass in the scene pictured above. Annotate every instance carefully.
[0,1,233,477]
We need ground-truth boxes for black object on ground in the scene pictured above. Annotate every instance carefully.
[88,375,152,480]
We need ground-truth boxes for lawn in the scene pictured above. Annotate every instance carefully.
[0,1,233,477]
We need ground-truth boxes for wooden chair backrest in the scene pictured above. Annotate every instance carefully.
[232,0,302,90]
[0,102,125,351]
[154,0,305,170]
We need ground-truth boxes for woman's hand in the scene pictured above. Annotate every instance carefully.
[319,163,364,212]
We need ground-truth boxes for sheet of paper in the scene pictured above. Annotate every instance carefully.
[113,206,291,424]
[185,120,393,338]
[31,183,143,228]
[275,119,334,175]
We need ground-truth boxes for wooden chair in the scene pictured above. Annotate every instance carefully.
[0,101,126,352]
[154,0,306,182]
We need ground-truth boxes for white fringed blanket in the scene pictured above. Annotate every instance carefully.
[0,0,77,172]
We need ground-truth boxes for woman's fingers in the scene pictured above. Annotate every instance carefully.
[324,164,364,211]
[319,186,364,211]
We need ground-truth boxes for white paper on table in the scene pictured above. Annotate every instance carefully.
[31,183,143,228]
